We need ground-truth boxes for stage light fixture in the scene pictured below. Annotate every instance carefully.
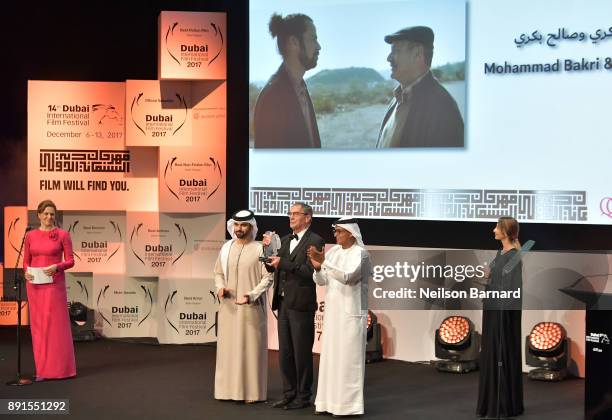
[434,316,480,373]
[69,302,98,342]
[366,310,383,363]
[526,322,568,381]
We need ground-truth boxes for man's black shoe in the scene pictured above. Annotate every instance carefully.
[271,398,293,408]
[284,400,311,410]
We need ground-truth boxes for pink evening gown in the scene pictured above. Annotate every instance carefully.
[23,227,76,379]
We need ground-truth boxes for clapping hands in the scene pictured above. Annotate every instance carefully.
[307,245,324,271]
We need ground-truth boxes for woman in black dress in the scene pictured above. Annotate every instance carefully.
[477,216,524,418]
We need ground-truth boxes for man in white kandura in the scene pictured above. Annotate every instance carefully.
[307,217,371,416]
[214,210,273,403]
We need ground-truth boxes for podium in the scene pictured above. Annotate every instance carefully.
[561,275,612,420]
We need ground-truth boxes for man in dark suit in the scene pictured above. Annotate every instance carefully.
[253,13,321,148]
[376,26,464,148]
[265,202,325,409]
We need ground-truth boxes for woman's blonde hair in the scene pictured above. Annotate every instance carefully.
[497,216,520,250]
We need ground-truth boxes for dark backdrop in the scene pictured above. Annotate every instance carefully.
[0,0,610,258]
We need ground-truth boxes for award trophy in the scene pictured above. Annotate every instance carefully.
[260,231,281,262]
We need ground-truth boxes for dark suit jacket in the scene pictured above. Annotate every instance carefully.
[376,71,464,148]
[253,64,321,148]
[271,228,325,312]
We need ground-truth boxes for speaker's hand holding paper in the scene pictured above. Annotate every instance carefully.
[26,266,54,284]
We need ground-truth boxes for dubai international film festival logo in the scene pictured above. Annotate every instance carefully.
[67,220,123,264]
[0,301,28,315]
[96,284,153,327]
[208,289,220,337]
[75,280,89,303]
[91,103,123,127]
[163,289,218,336]
[163,156,223,203]
[7,216,26,258]
[600,197,612,219]
[164,290,182,333]
[129,221,188,268]
[129,92,188,137]
[45,101,123,133]
[164,20,224,67]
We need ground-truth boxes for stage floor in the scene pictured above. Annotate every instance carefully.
[0,327,583,419]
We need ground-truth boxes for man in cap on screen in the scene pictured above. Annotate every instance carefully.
[376,26,464,148]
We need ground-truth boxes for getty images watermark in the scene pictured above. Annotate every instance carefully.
[373,261,486,282]
[370,261,512,301]
[367,248,524,310]
[366,248,612,311]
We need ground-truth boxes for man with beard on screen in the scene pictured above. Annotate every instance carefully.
[376,26,464,148]
[253,13,322,148]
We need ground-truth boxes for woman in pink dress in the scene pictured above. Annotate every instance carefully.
[23,199,76,380]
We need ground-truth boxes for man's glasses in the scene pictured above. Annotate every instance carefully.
[287,212,307,217]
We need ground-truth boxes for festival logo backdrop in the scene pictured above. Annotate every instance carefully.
[191,81,226,143]
[158,146,225,213]
[126,212,191,277]
[266,277,327,354]
[190,213,225,279]
[157,277,219,344]
[27,81,158,211]
[125,80,192,146]
[158,11,227,80]
[314,286,325,353]
[64,213,126,273]
[93,275,157,338]
[0,266,29,326]
[65,272,93,308]
[4,206,28,268]
[0,301,29,326]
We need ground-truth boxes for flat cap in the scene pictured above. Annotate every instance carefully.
[384,26,434,49]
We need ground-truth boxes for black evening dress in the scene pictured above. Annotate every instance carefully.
[477,249,524,418]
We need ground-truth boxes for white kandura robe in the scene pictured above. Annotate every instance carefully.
[214,240,273,401]
[313,244,371,416]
